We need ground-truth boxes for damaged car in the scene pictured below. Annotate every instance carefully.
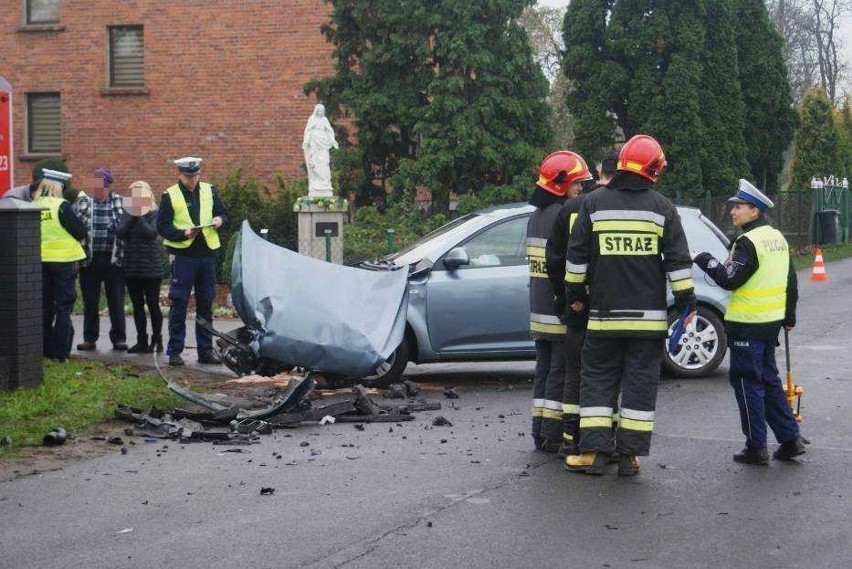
[359,203,731,386]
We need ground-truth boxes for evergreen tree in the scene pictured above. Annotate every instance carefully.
[307,0,551,211]
[789,86,842,191]
[562,0,616,165]
[697,0,748,195]
[835,96,851,179]
[733,0,796,192]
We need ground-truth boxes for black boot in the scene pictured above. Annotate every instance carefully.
[127,335,148,354]
[148,334,163,354]
[733,447,769,465]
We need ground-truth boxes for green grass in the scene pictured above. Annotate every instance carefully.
[791,242,852,272]
[0,359,182,454]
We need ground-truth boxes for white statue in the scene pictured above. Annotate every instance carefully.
[303,104,339,197]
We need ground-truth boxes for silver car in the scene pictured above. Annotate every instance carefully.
[361,202,730,386]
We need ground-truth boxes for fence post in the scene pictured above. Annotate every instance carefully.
[386,229,395,254]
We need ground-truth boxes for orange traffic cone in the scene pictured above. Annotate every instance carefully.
[810,248,828,282]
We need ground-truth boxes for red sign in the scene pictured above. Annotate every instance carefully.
[0,77,13,195]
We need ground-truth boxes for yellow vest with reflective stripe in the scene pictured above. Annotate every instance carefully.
[162,183,221,250]
[726,225,788,324]
[35,196,86,262]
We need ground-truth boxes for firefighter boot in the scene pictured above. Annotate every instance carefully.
[564,452,608,475]
[617,454,640,477]
[127,335,148,354]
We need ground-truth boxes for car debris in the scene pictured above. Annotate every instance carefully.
[42,428,67,447]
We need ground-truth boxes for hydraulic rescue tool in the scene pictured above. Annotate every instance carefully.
[782,329,804,421]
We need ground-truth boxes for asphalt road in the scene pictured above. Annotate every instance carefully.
[1,260,850,569]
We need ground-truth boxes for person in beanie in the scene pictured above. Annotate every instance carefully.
[34,169,87,362]
[564,135,695,476]
[693,179,804,465]
[116,181,165,354]
[527,151,592,452]
[2,160,71,202]
[156,157,228,366]
[74,167,127,351]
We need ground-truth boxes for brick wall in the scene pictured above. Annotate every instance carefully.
[0,204,44,390]
[0,1,335,195]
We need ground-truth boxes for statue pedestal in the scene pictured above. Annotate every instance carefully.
[294,196,348,264]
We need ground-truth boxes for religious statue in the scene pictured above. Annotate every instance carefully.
[303,104,339,197]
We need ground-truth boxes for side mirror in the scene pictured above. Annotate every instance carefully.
[443,247,470,271]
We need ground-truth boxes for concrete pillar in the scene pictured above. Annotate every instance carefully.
[294,196,348,264]
[0,199,44,390]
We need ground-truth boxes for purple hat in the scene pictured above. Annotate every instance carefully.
[94,167,114,186]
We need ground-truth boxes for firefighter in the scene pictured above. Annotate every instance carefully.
[527,151,592,452]
[546,149,618,456]
[564,135,696,475]
[693,179,805,465]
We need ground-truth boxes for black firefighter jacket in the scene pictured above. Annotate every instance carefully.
[527,186,567,341]
[565,172,696,339]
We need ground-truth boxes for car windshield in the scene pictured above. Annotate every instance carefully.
[387,213,481,266]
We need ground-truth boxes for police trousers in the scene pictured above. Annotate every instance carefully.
[42,262,77,361]
[579,336,663,456]
[728,337,799,450]
[167,255,216,356]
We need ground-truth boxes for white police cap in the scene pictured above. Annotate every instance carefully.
[173,156,203,174]
[41,169,73,183]
[728,178,773,211]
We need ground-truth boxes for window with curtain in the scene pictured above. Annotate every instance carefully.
[27,93,61,154]
[25,0,60,24]
[109,26,144,88]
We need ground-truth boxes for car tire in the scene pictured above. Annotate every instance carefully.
[663,305,727,378]
[360,339,410,388]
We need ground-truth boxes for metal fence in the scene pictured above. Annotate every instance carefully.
[676,183,849,249]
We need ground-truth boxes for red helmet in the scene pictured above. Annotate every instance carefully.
[617,135,667,182]
[536,151,592,196]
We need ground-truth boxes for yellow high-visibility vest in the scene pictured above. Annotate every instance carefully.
[162,183,221,250]
[35,196,86,263]
[726,224,788,324]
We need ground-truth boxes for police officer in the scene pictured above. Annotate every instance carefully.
[546,149,618,456]
[694,179,804,465]
[527,151,593,452]
[34,169,87,362]
[564,135,696,476]
[156,157,228,366]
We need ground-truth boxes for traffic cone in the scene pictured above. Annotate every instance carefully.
[810,248,828,282]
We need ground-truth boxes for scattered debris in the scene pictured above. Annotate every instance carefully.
[115,528,133,535]
[432,416,453,427]
[402,380,420,396]
[260,487,275,496]
[385,384,407,399]
[319,415,336,425]
[0,435,11,447]
[443,388,460,399]
[42,428,67,447]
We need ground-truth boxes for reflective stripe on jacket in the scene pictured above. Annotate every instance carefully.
[528,201,566,339]
[725,225,788,324]
[36,196,86,262]
[162,183,221,250]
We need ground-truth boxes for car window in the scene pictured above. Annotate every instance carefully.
[456,215,529,268]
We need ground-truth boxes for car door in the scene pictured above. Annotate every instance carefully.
[424,214,533,357]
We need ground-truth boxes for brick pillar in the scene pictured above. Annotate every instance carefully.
[0,199,44,390]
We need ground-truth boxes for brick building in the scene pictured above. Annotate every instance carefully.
[0,0,334,194]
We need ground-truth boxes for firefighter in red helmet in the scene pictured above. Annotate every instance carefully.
[563,135,696,475]
[527,151,592,452]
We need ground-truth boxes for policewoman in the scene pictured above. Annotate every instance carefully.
[34,169,87,362]
[156,157,228,366]
[563,135,696,476]
[527,151,592,453]
[694,179,805,465]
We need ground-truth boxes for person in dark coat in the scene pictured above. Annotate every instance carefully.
[116,181,165,353]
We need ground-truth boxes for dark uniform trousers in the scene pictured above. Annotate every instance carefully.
[43,262,77,361]
[728,338,799,449]
[79,251,126,344]
[560,327,585,447]
[167,255,217,356]
[533,339,567,445]
[579,336,662,456]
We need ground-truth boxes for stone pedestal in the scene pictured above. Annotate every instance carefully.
[0,199,44,390]
[294,196,348,264]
